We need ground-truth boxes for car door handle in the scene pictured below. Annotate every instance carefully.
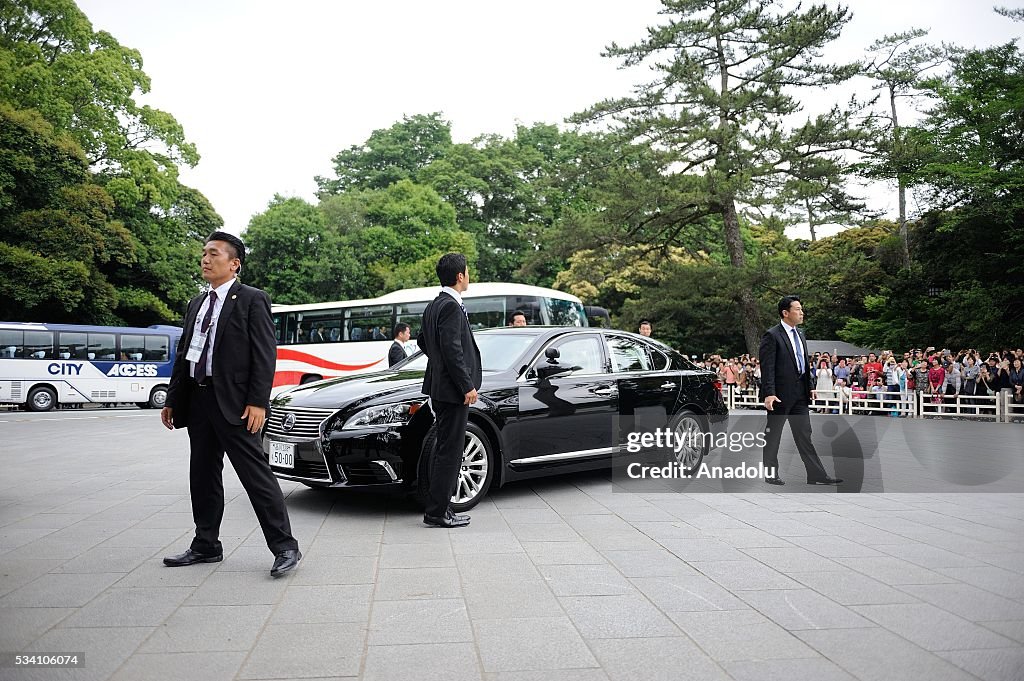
[660,382,676,390]
[594,386,618,396]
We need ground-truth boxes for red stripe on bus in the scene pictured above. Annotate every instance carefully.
[273,371,335,388]
[275,348,383,372]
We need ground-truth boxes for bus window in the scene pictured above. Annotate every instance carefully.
[543,297,585,326]
[465,296,506,330]
[88,333,116,360]
[396,301,427,339]
[345,306,392,341]
[59,332,88,359]
[504,296,541,325]
[120,334,146,361]
[296,309,342,344]
[145,336,170,362]
[272,313,285,343]
[0,329,21,358]
[23,331,54,359]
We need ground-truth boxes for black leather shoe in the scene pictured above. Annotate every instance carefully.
[807,477,843,485]
[163,549,222,567]
[270,549,301,578]
[424,513,470,528]
[765,477,786,486]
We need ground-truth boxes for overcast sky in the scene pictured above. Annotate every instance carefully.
[77,0,1022,240]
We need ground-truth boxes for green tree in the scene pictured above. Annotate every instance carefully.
[0,0,215,324]
[315,113,452,195]
[860,28,949,265]
[420,123,593,282]
[244,195,364,304]
[842,39,1024,348]
[325,180,476,293]
[575,0,861,353]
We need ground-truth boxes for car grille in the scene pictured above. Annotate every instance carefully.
[342,461,405,485]
[265,406,337,440]
[290,457,331,480]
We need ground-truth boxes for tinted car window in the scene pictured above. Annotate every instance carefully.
[401,333,539,372]
[608,336,652,373]
[649,348,670,371]
[533,334,606,375]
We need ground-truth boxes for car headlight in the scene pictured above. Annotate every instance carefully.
[341,400,423,430]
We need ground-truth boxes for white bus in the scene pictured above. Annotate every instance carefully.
[270,282,590,392]
[0,322,183,411]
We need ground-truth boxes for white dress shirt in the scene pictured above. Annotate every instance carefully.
[440,286,463,306]
[781,320,804,373]
[189,278,235,379]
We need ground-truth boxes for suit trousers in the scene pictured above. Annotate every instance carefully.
[425,399,469,518]
[762,396,830,482]
[187,383,298,555]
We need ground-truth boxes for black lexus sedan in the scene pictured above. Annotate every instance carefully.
[263,327,727,511]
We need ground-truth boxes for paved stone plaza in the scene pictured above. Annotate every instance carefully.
[1,409,1022,681]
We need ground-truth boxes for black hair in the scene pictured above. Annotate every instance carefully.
[511,310,527,321]
[436,253,468,287]
[392,322,410,339]
[638,319,652,327]
[206,231,246,268]
[777,296,800,317]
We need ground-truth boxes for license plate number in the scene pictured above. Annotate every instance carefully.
[269,441,295,469]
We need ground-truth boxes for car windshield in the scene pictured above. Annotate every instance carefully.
[396,333,538,372]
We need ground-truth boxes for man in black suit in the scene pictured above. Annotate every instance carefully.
[417,253,482,528]
[388,323,411,367]
[160,232,301,576]
[759,295,842,486]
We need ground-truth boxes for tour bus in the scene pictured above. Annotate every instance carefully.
[0,322,183,411]
[271,282,590,392]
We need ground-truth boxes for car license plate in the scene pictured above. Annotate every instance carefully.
[270,441,295,469]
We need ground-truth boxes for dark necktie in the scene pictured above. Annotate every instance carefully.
[459,302,468,320]
[791,327,804,374]
[194,291,218,382]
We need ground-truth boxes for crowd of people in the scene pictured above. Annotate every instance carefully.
[696,347,1024,416]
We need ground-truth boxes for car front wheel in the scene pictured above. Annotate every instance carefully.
[417,421,495,512]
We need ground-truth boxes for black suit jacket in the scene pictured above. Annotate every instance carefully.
[165,280,277,427]
[417,292,482,404]
[758,322,813,404]
[388,340,407,367]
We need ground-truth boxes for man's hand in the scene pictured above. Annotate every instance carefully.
[811,390,817,401]
[241,405,267,434]
[764,395,781,411]
[160,407,174,430]
[464,389,478,405]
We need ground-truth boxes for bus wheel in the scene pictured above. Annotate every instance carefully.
[300,374,322,385]
[27,386,56,412]
[144,385,168,409]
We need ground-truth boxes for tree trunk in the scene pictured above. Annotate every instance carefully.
[722,198,761,354]
[806,197,817,242]
[891,87,911,268]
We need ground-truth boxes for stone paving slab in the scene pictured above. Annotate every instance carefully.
[1,410,1023,680]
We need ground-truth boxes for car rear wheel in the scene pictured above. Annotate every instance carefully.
[670,409,709,475]
[417,421,495,512]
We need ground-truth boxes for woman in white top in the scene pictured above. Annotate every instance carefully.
[815,359,834,411]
